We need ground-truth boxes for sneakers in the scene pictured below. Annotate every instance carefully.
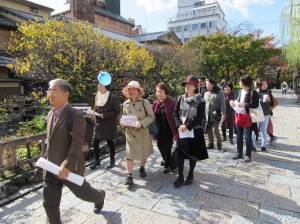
[252,147,257,152]
[261,147,266,152]
[217,143,222,151]
[229,139,234,144]
[125,176,133,186]
[232,154,243,160]
[243,156,251,163]
[270,136,278,145]
[139,167,146,178]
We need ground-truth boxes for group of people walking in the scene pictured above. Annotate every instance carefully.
[43,74,278,222]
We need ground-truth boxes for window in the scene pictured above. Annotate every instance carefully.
[184,25,190,32]
[176,26,182,32]
[30,7,38,13]
[200,23,206,29]
[209,21,216,28]
[192,24,199,30]
[184,38,190,42]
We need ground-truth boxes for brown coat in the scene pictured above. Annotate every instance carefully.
[45,104,86,176]
[93,93,120,140]
[122,98,154,161]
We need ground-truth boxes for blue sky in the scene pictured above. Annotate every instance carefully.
[30,0,287,42]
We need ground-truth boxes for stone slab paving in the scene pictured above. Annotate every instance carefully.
[1,92,300,223]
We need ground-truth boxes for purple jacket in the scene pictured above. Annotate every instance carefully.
[152,97,178,140]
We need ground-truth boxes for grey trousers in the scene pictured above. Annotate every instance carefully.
[43,172,104,224]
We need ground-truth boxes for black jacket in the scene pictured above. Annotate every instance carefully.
[236,88,259,113]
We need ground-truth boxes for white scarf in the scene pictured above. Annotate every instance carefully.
[95,91,110,106]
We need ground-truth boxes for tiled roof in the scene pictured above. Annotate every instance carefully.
[0,6,44,22]
[0,15,16,28]
[99,28,144,47]
[61,16,144,47]
[0,56,13,67]
[131,31,166,42]
[93,6,134,26]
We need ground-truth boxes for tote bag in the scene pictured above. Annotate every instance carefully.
[249,103,265,123]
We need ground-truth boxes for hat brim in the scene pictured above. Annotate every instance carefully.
[181,81,196,87]
[122,86,144,98]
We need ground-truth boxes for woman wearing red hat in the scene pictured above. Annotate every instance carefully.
[173,75,208,188]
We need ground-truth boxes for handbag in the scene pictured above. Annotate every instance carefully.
[250,103,265,123]
[234,113,252,128]
[142,100,158,137]
[270,95,278,111]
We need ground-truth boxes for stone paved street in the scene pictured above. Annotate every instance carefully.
[0,91,299,223]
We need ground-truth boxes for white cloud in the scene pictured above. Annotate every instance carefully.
[136,0,176,14]
[218,0,274,18]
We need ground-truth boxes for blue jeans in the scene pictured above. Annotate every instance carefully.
[236,125,253,157]
[252,115,270,148]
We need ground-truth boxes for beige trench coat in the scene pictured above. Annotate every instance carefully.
[122,97,154,161]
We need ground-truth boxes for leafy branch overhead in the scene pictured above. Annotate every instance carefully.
[8,18,155,103]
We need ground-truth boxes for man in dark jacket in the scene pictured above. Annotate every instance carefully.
[44,79,105,224]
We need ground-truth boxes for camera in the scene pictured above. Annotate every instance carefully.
[212,111,221,121]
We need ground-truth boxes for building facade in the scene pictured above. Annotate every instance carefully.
[53,0,138,37]
[168,0,226,43]
[0,0,53,98]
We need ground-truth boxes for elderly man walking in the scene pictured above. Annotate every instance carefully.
[43,79,105,224]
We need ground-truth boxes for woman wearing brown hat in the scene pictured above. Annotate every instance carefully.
[173,75,208,188]
[120,81,154,187]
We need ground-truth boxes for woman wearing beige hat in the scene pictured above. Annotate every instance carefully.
[120,81,154,186]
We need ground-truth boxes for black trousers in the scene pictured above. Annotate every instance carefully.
[157,131,173,168]
[93,138,115,162]
[221,127,233,140]
[43,172,104,224]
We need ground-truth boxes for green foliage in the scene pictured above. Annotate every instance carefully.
[184,33,279,83]
[0,90,49,140]
[147,44,200,98]
[16,115,46,137]
[281,0,300,66]
[8,18,155,105]
[17,144,41,160]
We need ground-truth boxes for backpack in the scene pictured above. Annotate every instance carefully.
[66,108,91,160]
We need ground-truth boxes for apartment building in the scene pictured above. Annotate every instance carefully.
[168,0,226,43]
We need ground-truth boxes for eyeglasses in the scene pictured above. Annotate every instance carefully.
[46,90,64,95]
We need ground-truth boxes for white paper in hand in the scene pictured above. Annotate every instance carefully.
[232,100,246,114]
[178,129,194,138]
[84,109,101,117]
[36,157,85,186]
